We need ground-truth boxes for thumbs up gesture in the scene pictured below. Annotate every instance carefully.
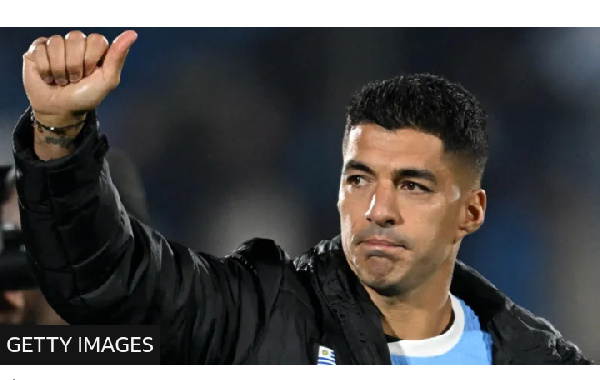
[23,30,137,121]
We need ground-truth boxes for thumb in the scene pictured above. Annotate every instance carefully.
[102,30,138,88]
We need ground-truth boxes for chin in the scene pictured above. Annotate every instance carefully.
[360,276,405,297]
[354,264,410,296]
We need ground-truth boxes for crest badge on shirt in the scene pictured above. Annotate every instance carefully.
[317,345,336,365]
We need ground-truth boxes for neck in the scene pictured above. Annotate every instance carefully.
[365,256,455,340]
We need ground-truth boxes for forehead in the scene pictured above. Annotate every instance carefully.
[343,124,449,170]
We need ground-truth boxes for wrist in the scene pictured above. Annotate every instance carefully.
[31,110,87,128]
[30,110,88,160]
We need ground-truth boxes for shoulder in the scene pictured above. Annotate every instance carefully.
[293,235,343,271]
[227,238,292,293]
[452,261,592,364]
[229,237,290,270]
[227,237,315,311]
[501,302,592,364]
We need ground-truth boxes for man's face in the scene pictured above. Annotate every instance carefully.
[338,124,481,296]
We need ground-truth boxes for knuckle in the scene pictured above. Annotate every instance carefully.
[31,36,47,44]
[87,33,102,40]
[24,41,40,59]
[28,37,47,50]
[87,33,108,46]
[47,35,64,45]
[65,30,86,41]
[34,44,46,54]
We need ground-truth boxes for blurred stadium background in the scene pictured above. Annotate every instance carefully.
[0,28,598,361]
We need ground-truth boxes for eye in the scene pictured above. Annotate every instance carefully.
[400,181,430,193]
[346,175,368,187]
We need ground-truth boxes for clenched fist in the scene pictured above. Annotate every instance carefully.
[22,30,137,161]
[23,30,137,121]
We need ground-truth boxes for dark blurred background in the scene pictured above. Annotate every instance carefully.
[0,28,598,360]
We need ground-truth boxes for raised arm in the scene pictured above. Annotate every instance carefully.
[14,30,279,364]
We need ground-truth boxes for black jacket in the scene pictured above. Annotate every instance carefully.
[13,109,591,364]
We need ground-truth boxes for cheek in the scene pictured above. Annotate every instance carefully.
[411,201,461,248]
[406,202,452,244]
[338,189,369,243]
[339,193,358,232]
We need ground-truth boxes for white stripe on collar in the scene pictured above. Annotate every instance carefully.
[387,294,465,357]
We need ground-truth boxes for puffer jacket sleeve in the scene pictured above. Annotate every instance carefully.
[13,108,271,364]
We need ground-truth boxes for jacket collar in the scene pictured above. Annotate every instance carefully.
[295,236,581,364]
[296,236,390,364]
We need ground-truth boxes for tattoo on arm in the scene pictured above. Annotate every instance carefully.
[44,135,75,149]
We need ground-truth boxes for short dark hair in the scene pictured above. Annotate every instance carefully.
[345,74,489,180]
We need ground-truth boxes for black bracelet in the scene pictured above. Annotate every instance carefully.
[30,112,85,135]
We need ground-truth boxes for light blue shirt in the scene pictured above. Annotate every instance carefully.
[388,295,493,365]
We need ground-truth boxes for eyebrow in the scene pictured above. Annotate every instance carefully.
[343,160,438,185]
[343,160,376,176]
[393,168,438,185]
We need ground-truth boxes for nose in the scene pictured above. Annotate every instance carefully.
[365,183,400,227]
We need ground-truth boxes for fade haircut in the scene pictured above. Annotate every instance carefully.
[344,74,489,181]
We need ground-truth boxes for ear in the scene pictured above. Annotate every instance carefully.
[456,189,486,241]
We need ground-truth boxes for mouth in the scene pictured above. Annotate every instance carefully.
[360,238,406,255]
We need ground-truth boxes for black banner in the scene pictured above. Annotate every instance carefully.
[0,325,160,364]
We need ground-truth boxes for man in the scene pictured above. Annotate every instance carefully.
[0,150,150,325]
[11,30,590,364]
